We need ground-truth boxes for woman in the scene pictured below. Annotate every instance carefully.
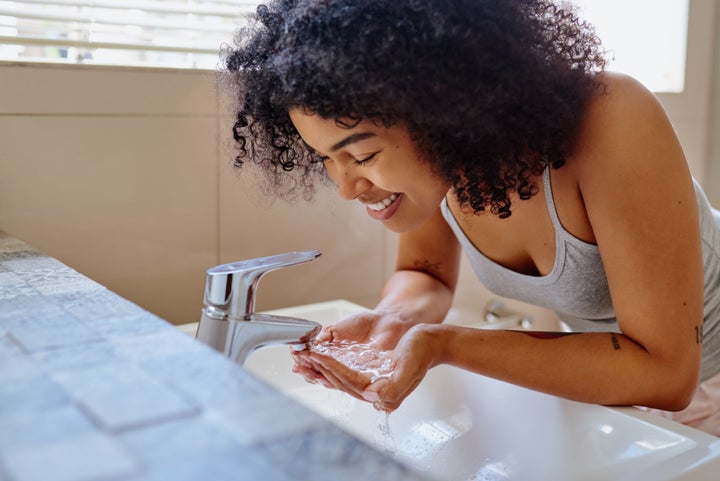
[224,0,720,434]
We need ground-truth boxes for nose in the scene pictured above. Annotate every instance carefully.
[327,163,373,201]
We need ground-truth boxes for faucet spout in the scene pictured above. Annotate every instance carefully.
[195,250,323,361]
[204,250,321,320]
[225,313,321,364]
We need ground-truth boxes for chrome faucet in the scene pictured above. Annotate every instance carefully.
[196,250,323,364]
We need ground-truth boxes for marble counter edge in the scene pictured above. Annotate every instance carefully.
[0,231,428,481]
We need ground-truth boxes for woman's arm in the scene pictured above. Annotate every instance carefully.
[318,203,462,346]
[573,72,703,407]
[376,204,463,327]
[293,206,461,393]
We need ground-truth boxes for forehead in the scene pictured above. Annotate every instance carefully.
[290,109,367,134]
[289,109,380,149]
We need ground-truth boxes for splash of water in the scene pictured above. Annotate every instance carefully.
[373,410,397,456]
[310,340,399,454]
[311,340,395,382]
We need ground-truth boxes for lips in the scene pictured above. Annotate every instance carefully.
[365,193,402,221]
[367,193,398,211]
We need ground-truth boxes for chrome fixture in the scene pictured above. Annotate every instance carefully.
[196,251,322,364]
[483,299,534,330]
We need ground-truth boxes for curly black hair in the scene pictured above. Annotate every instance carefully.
[222,0,607,217]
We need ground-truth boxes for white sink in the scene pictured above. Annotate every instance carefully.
[179,300,720,481]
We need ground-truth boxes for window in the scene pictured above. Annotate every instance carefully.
[0,0,257,69]
[572,0,690,93]
[0,0,692,83]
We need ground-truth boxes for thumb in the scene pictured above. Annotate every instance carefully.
[362,377,390,402]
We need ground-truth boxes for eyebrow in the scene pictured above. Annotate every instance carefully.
[329,132,377,152]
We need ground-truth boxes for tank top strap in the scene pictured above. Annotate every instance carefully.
[542,167,563,231]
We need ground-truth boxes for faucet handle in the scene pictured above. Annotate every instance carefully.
[203,250,321,319]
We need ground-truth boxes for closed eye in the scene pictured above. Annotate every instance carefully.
[354,152,379,166]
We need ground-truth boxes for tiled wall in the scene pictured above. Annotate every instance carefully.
[0,63,394,325]
[0,0,717,327]
[0,64,218,325]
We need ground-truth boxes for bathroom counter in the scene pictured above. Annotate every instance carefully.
[0,232,425,481]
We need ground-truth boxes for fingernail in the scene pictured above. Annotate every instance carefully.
[362,378,389,402]
[363,390,380,402]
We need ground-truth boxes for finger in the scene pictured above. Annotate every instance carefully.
[309,352,373,398]
[291,352,319,376]
[362,362,424,410]
[289,352,332,386]
[304,371,334,388]
[296,351,334,376]
[291,362,317,377]
[310,354,366,397]
[315,374,335,389]
[291,353,312,369]
[381,378,422,412]
[360,378,398,413]
[314,325,336,343]
[311,362,366,401]
[293,359,334,388]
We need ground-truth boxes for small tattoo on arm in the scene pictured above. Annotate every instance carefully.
[696,325,701,344]
[610,333,621,351]
[412,259,442,276]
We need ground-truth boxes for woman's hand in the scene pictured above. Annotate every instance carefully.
[298,322,447,412]
[361,324,445,412]
[291,307,408,389]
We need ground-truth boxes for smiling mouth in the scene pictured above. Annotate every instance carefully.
[367,193,399,212]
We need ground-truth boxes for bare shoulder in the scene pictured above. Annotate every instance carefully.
[573,71,689,184]
[580,71,674,146]
[589,71,663,116]
[598,71,656,100]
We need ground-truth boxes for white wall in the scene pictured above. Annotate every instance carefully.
[0,0,717,326]
[708,0,720,206]
[654,0,718,188]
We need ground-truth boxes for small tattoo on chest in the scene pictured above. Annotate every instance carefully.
[610,333,621,351]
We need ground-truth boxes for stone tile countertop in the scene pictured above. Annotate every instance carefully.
[0,232,426,481]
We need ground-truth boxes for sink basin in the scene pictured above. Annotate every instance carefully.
[179,300,720,481]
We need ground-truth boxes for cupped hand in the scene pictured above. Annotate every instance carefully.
[314,307,408,348]
[361,324,444,412]
[291,308,408,390]
[298,322,446,413]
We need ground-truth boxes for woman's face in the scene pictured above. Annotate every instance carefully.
[289,109,451,233]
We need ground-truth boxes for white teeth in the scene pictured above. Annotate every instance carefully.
[368,194,398,211]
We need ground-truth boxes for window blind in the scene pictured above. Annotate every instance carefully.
[0,0,258,69]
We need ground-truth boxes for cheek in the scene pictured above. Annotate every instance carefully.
[406,168,448,198]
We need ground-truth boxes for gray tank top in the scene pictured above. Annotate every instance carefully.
[440,168,720,381]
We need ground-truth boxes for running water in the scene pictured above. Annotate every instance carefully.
[310,340,399,453]
[373,410,397,455]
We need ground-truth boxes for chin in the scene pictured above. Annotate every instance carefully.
[382,217,423,234]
